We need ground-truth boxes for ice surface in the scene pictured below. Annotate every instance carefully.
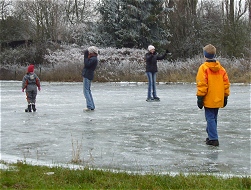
[0,81,250,176]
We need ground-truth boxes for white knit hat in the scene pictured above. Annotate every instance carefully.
[88,46,98,54]
[148,45,155,51]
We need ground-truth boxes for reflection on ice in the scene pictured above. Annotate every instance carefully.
[0,81,250,176]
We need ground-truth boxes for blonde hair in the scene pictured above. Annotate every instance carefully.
[203,44,216,54]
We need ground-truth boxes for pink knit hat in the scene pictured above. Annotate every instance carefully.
[27,65,34,73]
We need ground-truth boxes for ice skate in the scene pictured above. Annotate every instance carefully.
[84,108,94,111]
[146,98,154,102]
[153,97,160,101]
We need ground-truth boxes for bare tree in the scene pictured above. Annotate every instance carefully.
[0,0,12,20]
[230,0,234,23]
[249,0,251,25]
[165,0,199,57]
[14,0,64,42]
[224,0,249,22]
[64,0,96,25]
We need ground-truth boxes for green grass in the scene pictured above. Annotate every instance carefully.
[1,162,250,189]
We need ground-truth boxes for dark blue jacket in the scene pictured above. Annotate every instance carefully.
[145,52,167,72]
[82,53,98,80]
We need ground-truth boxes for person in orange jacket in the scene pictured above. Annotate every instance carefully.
[196,44,230,146]
[22,64,41,112]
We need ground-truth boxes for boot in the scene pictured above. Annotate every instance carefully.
[206,140,219,146]
[32,103,36,112]
[25,104,32,112]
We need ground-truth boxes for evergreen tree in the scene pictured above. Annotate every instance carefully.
[98,0,170,49]
[97,0,123,47]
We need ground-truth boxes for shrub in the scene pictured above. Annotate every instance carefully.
[1,45,250,83]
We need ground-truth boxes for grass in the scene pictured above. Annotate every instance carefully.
[71,134,83,164]
[1,161,250,189]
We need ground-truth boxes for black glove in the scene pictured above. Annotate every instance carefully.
[223,97,228,107]
[84,50,89,57]
[197,96,204,109]
[166,49,170,54]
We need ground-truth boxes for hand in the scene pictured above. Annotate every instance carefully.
[22,89,24,92]
[38,87,41,91]
[166,49,172,55]
[223,97,228,107]
[197,96,204,109]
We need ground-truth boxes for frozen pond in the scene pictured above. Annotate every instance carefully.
[0,81,250,176]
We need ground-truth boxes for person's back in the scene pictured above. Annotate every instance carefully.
[196,44,230,146]
[22,64,41,112]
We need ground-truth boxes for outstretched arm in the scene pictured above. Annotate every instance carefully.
[157,49,171,60]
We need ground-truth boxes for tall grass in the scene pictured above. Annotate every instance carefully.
[70,134,94,166]
[0,47,250,83]
[71,134,83,164]
[1,161,250,189]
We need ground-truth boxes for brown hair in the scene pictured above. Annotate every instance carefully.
[203,44,216,54]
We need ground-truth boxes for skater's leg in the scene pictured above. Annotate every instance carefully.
[31,89,37,112]
[205,108,219,140]
[152,72,157,98]
[25,91,32,112]
[83,78,95,110]
[146,72,153,99]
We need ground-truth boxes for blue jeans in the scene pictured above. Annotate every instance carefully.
[146,72,157,99]
[83,78,95,110]
[205,107,219,140]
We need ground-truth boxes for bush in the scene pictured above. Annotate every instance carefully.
[0,45,250,83]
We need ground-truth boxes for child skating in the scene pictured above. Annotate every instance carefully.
[82,46,98,111]
[196,44,230,146]
[145,45,171,102]
[22,64,41,112]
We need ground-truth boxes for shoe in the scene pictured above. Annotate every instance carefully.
[205,138,209,142]
[206,140,219,146]
[25,104,32,112]
[146,98,154,102]
[153,97,160,101]
[84,108,94,111]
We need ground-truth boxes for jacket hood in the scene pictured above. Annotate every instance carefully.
[205,61,221,72]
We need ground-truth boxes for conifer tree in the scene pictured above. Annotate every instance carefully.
[98,0,170,49]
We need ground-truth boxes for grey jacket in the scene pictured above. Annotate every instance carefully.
[22,72,40,91]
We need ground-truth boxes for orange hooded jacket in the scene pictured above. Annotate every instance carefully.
[196,60,230,108]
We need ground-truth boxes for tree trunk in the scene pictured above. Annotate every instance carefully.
[229,0,234,23]
[249,0,251,26]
